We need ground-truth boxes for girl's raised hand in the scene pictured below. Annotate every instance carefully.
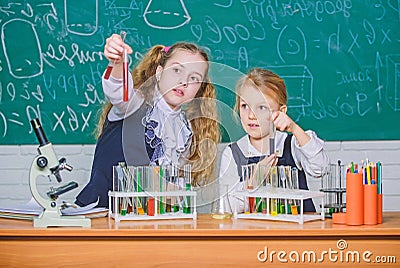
[272,111,311,147]
[272,111,297,133]
[104,34,133,63]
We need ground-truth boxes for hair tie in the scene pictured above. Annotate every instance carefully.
[164,46,171,53]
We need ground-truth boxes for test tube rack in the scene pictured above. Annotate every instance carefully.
[108,190,197,222]
[108,164,197,222]
[320,161,346,217]
[233,188,325,224]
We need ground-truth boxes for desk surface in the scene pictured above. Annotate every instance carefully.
[1,212,399,237]
[1,213,399,267]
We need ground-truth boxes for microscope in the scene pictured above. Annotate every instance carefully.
[29,118,90,228]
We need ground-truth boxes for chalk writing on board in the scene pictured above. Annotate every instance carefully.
[386,54,400,112]
[1,18,43,79]
[0,0,399,143]
[265,65,313,108]
[144,0,191,30]
[277,25,307,63]
[0,1,106,143]
[51,106,93,134]
[65,0,98,36]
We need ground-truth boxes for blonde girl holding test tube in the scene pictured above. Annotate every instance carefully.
[219,68,329,213]
[76,34,219,208]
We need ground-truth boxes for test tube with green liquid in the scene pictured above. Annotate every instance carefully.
[159,166,165,214]
[169,164,179,212]
[183,164,192,214]
[118,162,129,216]
[255,164,264,213]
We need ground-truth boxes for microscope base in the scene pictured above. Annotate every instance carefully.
[33,209,91,228]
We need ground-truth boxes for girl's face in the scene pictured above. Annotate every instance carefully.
[238,85,281,141]
[156,50,208,110]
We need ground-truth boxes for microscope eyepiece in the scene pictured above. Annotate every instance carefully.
[30,118,49,146]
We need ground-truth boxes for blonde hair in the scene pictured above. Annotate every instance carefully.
[234,68,287,113]
[96,42,220,186]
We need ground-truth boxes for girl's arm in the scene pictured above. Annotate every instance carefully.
[273,111,330,177]
[102,75,144,119]
[102,34,144,120]
[291,130,330,177]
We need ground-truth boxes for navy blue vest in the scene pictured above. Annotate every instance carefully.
[75,103,151,208]
[229,134,316,212]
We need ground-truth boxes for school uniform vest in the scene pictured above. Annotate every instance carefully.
[75,103,151,208]
[229,134,316,212]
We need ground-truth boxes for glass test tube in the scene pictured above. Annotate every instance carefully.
[164,164,177,213]
[104,31,126,80]
[164,166,171,213]
[143,166,154,216]
[255,165,262,213]
[291,167,299,215]
[136,166,145,215]
[170,164,179,212]
[284,166,296,215]
[242,164,257,213]
[159,166,165,214]
[277,166,287,214]
[270,166,278,216]
[183,164,192,214]
[269,118,276,155]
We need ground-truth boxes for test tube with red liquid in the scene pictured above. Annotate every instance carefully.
[104,31,129,102]
[104,32,125,79]
[122,42,129,102]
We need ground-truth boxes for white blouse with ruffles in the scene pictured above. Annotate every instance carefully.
[102,74,192,166]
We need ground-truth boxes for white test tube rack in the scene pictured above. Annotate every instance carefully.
[108,190,197,222]
[108,164,197,222]
[233,188,325,224]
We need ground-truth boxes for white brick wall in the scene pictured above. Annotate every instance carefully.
[1,141,399,211]
[324,140,400,212]
[0,145,95,207]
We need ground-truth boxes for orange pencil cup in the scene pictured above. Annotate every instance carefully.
[377,194,383,224]
[363,184,378,225]
[345,173,364,225]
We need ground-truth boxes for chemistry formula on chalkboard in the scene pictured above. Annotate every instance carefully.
[0,1,399,144]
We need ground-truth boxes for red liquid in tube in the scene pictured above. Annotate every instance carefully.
[123,48,129,102]
[104,64,113,80]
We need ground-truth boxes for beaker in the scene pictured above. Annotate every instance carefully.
[211,184,233,219]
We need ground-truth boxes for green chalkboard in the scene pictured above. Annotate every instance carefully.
[1,0,399,144]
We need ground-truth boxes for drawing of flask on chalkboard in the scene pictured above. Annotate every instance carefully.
[144,0,191,30]
[64,0,98,36]
[1,19,43,79]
